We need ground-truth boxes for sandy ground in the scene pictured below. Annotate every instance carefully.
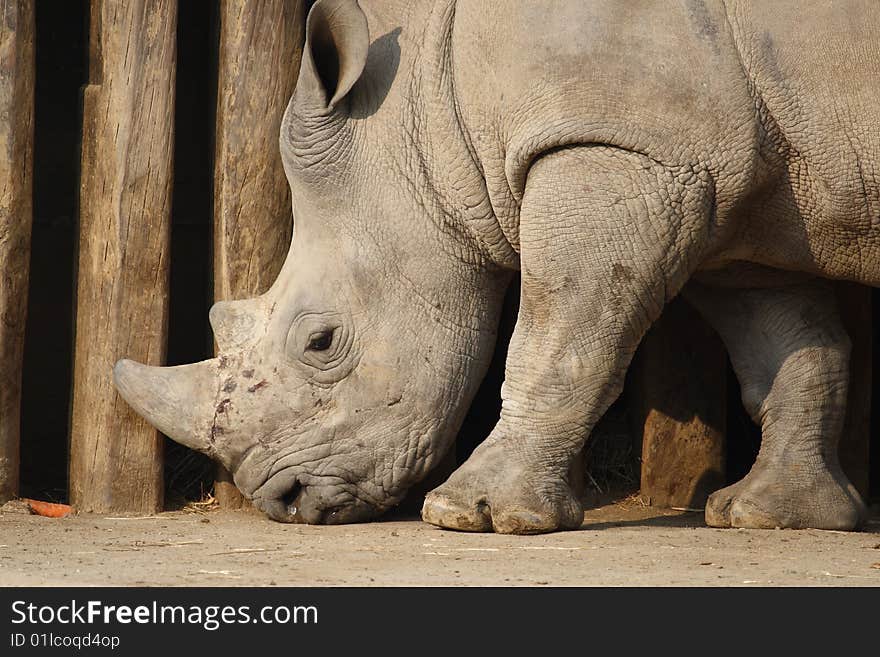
[1,500,879,587]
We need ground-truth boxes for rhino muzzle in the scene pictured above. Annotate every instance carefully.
[114,355,383,525]
[256,479,375,525]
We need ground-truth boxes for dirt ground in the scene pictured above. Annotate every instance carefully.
[1,499,879,587]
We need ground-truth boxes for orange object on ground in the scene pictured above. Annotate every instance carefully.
[24,499,73,518]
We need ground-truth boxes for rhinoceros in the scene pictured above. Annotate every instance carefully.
[114,0,878,533]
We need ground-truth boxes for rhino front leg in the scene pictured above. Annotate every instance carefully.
[423,145,716,534]
[684,279,868,530]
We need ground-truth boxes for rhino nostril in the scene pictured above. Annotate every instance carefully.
[281,481,303,517]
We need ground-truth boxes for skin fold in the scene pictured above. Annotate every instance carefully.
[114,0,879,533]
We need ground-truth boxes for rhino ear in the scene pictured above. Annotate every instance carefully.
[299,0,369,110]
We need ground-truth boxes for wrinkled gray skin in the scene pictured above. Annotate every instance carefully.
[115,0,879,533]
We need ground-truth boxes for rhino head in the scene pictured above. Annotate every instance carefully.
[114,0,510,523]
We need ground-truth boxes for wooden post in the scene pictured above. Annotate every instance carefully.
[212,0,305,508]
[630,297,727,508]
[0,0,35,504]
[836,282,871,498]
[69,0,176,513]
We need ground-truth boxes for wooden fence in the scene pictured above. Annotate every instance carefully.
[0,0,875,514]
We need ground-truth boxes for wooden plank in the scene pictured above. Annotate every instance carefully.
[0,0,34,504]
[629,297,727,508]
[835,282,871,498]
[69,0,176,513]
[212,0,306,508]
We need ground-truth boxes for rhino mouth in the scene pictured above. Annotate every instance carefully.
[281,481,305,517]
[254,473,379,525]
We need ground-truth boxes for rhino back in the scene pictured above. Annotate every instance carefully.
[451,0,760,248]
[448,0,880,285]
[724,0,880,284]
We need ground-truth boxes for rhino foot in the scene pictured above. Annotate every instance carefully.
[421,451,583,534]
[705,466,867,531]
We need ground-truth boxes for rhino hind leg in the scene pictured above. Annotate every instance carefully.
[684,278,868,530]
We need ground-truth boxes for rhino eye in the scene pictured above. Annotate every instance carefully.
[288,314,353,376]
[306,330,334,352]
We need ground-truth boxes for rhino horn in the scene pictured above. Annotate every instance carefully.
[113,358,217,456]
[209,299,263,353]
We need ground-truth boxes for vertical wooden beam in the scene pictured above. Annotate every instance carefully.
[70,0,176,513]
[629,297,727,508]
[0,0,35,504]
[212,0,305,508]
[836,282,871,498]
